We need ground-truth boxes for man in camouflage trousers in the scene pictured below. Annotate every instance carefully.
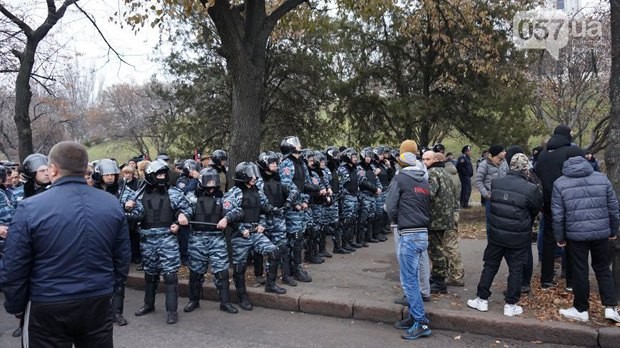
[0,165,16,259]
[184,167,238,314]
[134,159,193,325]
[279,136,313,282]
[422,151,458,294]
[338,148,362,250]
[224,162,287,312]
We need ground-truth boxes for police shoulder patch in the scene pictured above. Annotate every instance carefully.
[460,159,465,163]
[312,177,319,185]
[283,167,291,176]
[178,182,186,189]
[223,200,232,210]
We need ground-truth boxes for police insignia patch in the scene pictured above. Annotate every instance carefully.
[223,200,232,210]
[283,167,291,176]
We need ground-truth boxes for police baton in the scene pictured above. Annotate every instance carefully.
[189,221,220,227]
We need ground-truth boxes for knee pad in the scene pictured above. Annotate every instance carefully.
[163,272,178,285]
[268,248,282,260]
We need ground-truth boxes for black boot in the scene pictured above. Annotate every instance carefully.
[294,264,312,282]
[183,271,203,312]
[135,273,159,316]
[349,223,362,249]
[233,263,253,310]
[430,277,448,294]
[163,273,179,324]
[318,227,333,258]
[331,224,350,254]
[357,222,369,247]
[366,222,379,243]
[111,284,128,326]
[214,270,238,313]
[374,218,387,242]
[265,251,287,294]
[304,227,324,264]
[280,244,297,286]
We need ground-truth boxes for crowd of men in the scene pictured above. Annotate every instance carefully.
[0,125,618,344]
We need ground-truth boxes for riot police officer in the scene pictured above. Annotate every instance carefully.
[134,160,193,325]
[184,168,238,314]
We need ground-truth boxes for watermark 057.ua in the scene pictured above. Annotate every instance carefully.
[513,9,603,59]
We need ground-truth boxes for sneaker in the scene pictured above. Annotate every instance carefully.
[504,304,523,317]
[541,282,558,290]
[401,321,432,340]
[565,286,573,292]
[394,295,408,306]
[467,297,488,312]
[394,316,413,330]
[604,307,620,323]
[559,307,589,322]
[521,285,531,294]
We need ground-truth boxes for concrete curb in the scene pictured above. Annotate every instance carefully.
[126,274,620,347]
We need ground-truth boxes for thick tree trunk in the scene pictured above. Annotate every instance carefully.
[607,0,620,302]
[227,57,265,180]
[13,40,37,161]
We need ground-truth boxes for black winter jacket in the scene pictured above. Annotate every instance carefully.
[488,171,543,248]
[534,134,573,213]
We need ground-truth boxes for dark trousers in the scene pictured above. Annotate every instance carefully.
[129,226,141,262]
[523,244,533,287]
[178,225,190,263]
[476,242,527,304]
[26,294,113,348]
[459,175,471,207]
[568,239,617,312]
[540,213,556,284]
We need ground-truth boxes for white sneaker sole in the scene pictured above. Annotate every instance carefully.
[559,312,589,322]
[467,301,488,312]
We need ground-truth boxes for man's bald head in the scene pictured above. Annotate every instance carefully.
[48,141,89,181]
[421,150,436,167]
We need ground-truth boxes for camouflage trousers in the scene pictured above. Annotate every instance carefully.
[285,210,307,234]
[140,227,180,275]
[374,191,386,214]
[340,194,358,220]
[428,230,447,279]
[358,193,376,224]
[231,233,278,265]
[324,202,339,225]
[265,216,287,248]
[188,232,229,274]
[445,211,464,282]
[311,205,329,227]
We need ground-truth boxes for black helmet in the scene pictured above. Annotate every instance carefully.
[182,159,200,176]
[324,146,340,162]
[198,167,220,188]
[0,165,7,182]
[360,147,377,161]
[234,162,261,183]
[301,148,315,166]
[257,151,278,171]
[211,150,228,167]
[374,146,388,157]
[432,143,446,153]
[280,136,302,157]
[341,148,358,164]
[314,151,326,169]
[94,159,120,176]
[145,159,170,187]
[22,153,48,180]
[156,153,170,162]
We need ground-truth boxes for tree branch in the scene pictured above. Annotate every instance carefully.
[74,3,133,67]
[0,4,34,37]
[265,0,307,34]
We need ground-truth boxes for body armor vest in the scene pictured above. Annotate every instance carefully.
[292,159,306,192]
[377,165,389,187]
[241,187,261,223]
[345,165,359,194]
[263,177,286,208]
[362,165,378,193]
[142,190,175,229]
[193,195,222,231]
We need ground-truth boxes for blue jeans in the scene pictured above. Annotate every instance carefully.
[398,233,429,323]
[393,227,429,296]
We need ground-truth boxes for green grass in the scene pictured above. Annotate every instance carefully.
[86,140,151,163]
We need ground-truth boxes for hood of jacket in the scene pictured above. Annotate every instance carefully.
[562,156,594,178]
[546,134,572,151]
[401,166,425,182]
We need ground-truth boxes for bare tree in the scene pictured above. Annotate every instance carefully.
[531,9,611,152]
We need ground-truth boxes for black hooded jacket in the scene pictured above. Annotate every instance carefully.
[534,134,575,213]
